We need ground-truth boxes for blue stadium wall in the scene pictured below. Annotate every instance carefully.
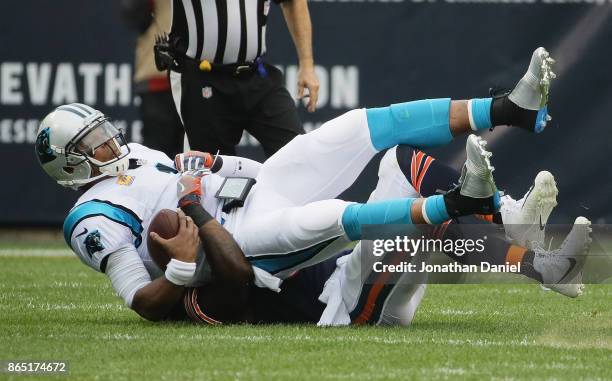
[1,0,611,226]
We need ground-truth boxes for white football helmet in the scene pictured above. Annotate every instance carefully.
[35,103,131,188]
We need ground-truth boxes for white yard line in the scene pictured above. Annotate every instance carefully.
[0,249,72,257]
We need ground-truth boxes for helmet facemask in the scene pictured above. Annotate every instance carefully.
[65,116,131,180]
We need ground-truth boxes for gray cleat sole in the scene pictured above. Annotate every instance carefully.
[459,135,497,198]
[545,217,592,298]
[508,47,556,110]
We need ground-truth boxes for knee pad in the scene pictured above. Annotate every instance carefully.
[290,199,348,240]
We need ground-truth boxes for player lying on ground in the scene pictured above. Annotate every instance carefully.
[163,47,558,288]
[36,47,573,322]
[169,136,591,325]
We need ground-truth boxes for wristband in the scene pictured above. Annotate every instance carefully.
[178,193,201,208]
[165,258,196,286]
[181,203,214,227]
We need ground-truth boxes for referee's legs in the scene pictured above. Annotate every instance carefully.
[139,90,184,158]
[247,65,304,157]
[170,70,245,155]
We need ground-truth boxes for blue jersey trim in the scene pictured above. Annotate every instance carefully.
[63,200,144,248]
[248,238,339,274]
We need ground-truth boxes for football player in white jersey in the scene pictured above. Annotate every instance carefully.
[37,103,258,321]
[36,47,590,324]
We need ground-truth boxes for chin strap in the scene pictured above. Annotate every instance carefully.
[98,156,130,177]
[59,172,109,189]
[62,154,169,189]
[59,156,129,189]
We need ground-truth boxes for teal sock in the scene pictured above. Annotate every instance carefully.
[422,195,450,225]
[341,199,415,241]
[468,98,493,131]
[365,98,453,151]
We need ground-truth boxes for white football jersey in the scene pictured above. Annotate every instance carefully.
[63,144,224,278]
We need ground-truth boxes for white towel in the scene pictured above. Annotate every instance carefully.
[317,254,352,326]
[253,267,282,292]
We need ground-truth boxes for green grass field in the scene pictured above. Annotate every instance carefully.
[1,252,611,381]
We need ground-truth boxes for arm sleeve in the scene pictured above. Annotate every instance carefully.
[214,155,262,178]
[105,246,152,308]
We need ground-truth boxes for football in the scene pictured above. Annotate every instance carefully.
[146,209,180,271]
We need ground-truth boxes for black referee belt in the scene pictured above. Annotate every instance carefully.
[178,56,262,77]
[154,34,263,77]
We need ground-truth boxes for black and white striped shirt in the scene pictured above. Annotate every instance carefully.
[170,0,285,64]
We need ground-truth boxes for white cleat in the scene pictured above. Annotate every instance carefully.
[459,135,497,199]
[509,47,556,111]
[533,216,592,298]
[501,171,558,250]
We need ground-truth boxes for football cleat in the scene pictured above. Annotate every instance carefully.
[533,216,592,298]
[508,47,556,133]
[501,171,558,250]
[444,135,499,217]
[458,135,497,199]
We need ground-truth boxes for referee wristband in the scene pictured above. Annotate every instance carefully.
[165,259,196,286]
[181,203,214,227]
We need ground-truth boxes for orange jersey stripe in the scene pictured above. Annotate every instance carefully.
[476,214,495,223]
[415,156,435,193]
[352,253,405,325]
[411,151,417,187]
[505,245,527,266]
[191,289,222,325]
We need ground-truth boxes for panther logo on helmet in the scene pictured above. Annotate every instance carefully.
[35,127,56,164]
[35,103,131,189]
